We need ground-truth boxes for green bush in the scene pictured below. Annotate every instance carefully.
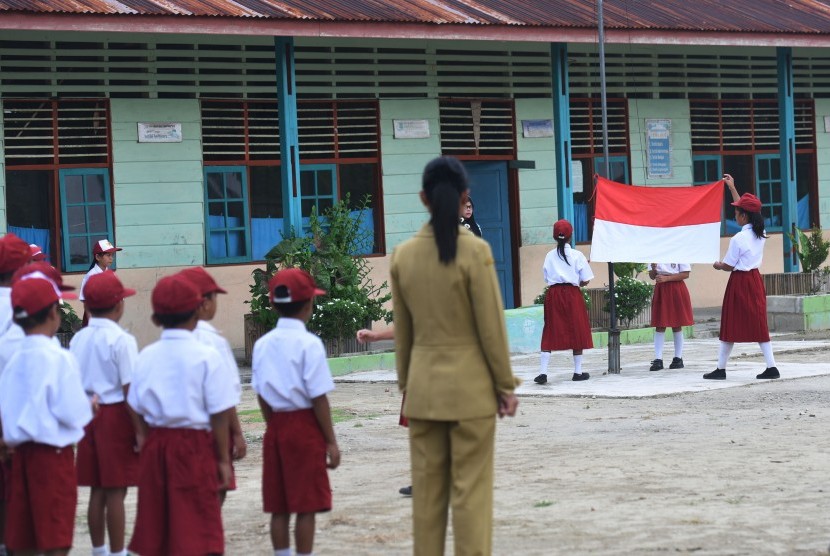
[606,275,653,328]
[534,286,591,309]
[613,262,648,279]
[788,227,830,273]
[59,303,82,334]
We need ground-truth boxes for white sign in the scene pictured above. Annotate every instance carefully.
[137,122,182,143]
[646,119,672,178]
[393,119,430,139]
[522,119,554,138]
[571,160,584,193]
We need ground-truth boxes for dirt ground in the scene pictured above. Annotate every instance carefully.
[72,348,830,555]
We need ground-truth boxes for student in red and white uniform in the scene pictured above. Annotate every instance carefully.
[647,262,693,371]
[253,268,340,556]
[80,239,122,327]
[535,219,594,384]
[706,174,778,380]
[70,271,141,556]
[0,275,92,555]
[126,275,240,555]
[178,266,246,504]
[28,243,47,263]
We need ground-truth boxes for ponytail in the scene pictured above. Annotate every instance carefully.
[422,157,469,265]
[738,208,767,239]
[556,237,571,266]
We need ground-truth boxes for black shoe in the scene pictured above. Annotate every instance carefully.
[399,485,412,496]
[649,359,664,372]
[572,372,590,381]
[703,368,726,380]
[756,367,780,379]
[669,357,684,369]
[534,373,548,385]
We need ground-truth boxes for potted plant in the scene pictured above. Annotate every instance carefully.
[605,263,654,329]
[57,302,82,348]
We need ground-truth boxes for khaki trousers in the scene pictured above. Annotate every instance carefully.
[408,416,495,556]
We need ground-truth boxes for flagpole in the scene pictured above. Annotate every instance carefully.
[597,0,621,374]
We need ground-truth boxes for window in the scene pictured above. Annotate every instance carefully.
[2,99,113,271]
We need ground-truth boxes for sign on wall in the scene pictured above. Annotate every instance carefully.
[646,119,672,178]
[137,122,183,143]
[393,119,430,139]
[521,119,554,138]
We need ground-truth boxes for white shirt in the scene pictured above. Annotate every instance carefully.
[0,287,12,337]
[252,318,334,412]
[722,223,766,271]
[0,335,92,447]
[70,317,138,404]
[653,263,691,275]
[0,324,25,374]
[193,320,241,390]
[79,264,105,301]
[128,329,239,430]
[543,244,594,287]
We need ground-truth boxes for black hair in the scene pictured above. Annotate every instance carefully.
[556,236,571,266]
[423,157,469,264]
[272,299,311,318]
[736,208,767,239]
[460,195,482,238]
[88,251,107,271]
[0,270,15,285]
[89,304,119,317]
[153,310,197,328]
[14,302,57,330]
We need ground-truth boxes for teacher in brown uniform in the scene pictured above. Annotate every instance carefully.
[390,156,520,556]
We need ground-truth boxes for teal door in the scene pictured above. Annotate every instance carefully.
[463,161,514,308]
[59,168,114,272]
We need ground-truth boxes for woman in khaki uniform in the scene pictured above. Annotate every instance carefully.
[390,156,520,556]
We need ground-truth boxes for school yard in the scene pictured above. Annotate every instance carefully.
[73,332,830,555]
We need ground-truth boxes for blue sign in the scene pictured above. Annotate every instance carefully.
[646,119,672,178]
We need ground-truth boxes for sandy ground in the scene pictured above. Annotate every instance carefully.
[72,346,830,555]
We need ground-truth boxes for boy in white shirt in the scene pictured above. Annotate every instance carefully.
[0,275,92,555]
[70,271,140,556]
[178,266,246,505]
[253,268,340,556]
[127,274,240,555]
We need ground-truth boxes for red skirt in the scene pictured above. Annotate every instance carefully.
[77,402,139,488]
[262,409,331,515]
[541,284,593,351]
[651,281,694,328]
[0,459,8,502]
[128,428,224,556]
[720,269,770,343]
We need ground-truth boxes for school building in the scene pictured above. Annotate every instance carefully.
[1,1,830,349]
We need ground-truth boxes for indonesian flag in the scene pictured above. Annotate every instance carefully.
[590,177,723,264]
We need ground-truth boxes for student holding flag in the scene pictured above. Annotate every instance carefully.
[647,262,693,371]
[706,173,779,380]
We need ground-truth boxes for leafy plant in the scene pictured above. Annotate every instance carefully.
[534,286,591,310]
[613,262,648,279]
[606,275,653,328]
[59,302,82,334]
[788,227,830,274]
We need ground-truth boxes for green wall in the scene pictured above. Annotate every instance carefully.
[0,101,5,234]
[515,98,558,245]
[816,99,830,229]
[110,99,205,268]
[628,99,693,186]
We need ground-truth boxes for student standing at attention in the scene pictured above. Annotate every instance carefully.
[647,262,693,371]
[80,239,122,326]
[70,271,141,556]
[706,173,779,380]
[535,219,594,384]
[252,268,340,556]
[0,275,92,556]
[127,275,239,555]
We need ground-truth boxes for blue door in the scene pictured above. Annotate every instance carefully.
[463,161,514,308]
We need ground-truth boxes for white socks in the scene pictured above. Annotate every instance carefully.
[717,341,734,369]
[540,351,551,374]
[110,551,128,556]
[673,331,683,358]
[0,544,7,556]
[93,546,108,556]
[653,331,665,359]
[274,549,291,556]
[573,354,583,374]
[760,342,776,368]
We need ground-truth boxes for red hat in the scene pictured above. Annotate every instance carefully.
[29,244,47,262]
[178,267,228,296]
[12,262,77,298]
[553,219,574,240]
[151,274,203,315]
[84,271,136,310]
[731,193,762,213]
[0,233,33,273]
[269,268,326,303]
[12,276,64,318]
[93,239,122,256]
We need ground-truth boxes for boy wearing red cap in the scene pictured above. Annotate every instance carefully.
[535,219,594,384]
[178,266,246,504]
[252,268,340,556]
[126,274,239,555]
[70,271,141,556]
[707,174,779,380]
[0,276,92,555]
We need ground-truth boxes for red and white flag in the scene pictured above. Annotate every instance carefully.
[590,177,723,264]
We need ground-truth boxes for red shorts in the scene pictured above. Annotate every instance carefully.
[0,459,9,502]
[651,281,694,328]
[77,402,139,488]
[6,443,77,552]
[541,284,594,351]
[720,269,770,343]
[262,409,331,514]
[128,428,224,556]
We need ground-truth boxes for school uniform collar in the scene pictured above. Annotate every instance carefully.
[196,320,219,334]
[21,333,58,347]
[87,317,123,331]
[0,287,9,298]
[741,223,753,231]
[160,328,195,340]
[276,317,307,331]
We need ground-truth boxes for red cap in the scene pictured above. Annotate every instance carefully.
[269,268,326,303]
[178,267,227,296]
[11,276,63,318]
[84,271,136,310]
[29,244,47,262]
[731,193,762,213]
[0,234,34,273]
[12,262,77,298]
[553,219,574,240]
[93,239,122,256]
[151,274,203,315]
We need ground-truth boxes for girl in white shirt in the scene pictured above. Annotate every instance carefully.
[80,239,121,327]
[647,262,693,371]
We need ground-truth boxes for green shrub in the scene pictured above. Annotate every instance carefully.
[788,227,830,273]
[605,275,653,328]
